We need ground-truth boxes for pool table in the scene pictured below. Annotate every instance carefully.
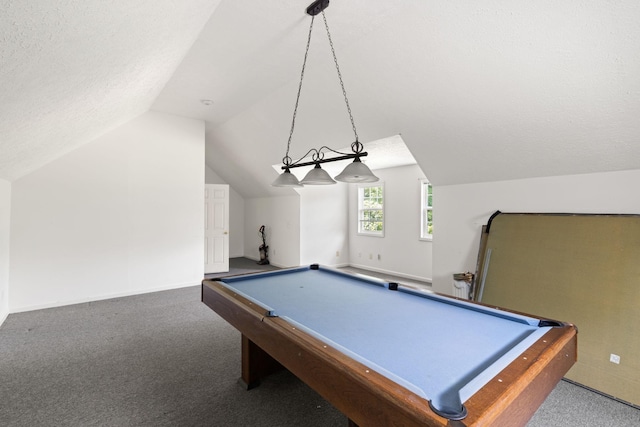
[201,264,577,427]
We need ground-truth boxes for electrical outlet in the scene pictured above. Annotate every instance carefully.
[336,251,340,257]
[610,354,621,364]
[369,253,373,260]
[377,254,381,260]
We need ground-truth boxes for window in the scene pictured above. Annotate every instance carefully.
[358,184,384,236]
[421,180,433,239]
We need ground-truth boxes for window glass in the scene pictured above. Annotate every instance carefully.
[421,180,433,239]
[358,184,384,236]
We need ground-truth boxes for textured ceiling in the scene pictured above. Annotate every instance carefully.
[3,0,640,199]
[155,0,640,197]
[0,0,221,181]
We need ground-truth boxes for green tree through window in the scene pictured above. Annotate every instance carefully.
[421,180,433,238]
[358,185,384,235]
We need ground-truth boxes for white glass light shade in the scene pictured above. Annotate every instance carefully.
[272,168,303,187]
[300,163,336,185]
[334,158,379,183]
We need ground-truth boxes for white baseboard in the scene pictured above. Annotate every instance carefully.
[243,255,292,269]
[347,263,432,285]
[270,261,351,269]
[239,259,424,283]
[9,280,200,314]
[0,306,8,328]
[329,262,350,268]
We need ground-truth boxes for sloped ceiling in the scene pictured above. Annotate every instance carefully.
[3,1,640,199]
[0,0,221,181]
[154,0,640,198]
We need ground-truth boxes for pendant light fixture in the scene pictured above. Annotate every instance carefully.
[271,0,379,187]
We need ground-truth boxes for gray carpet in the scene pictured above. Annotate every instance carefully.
[204,257,278,280]
[0,286,344,427]
[1,259,638,426]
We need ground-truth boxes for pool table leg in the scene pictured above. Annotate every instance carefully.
[240,334,284,390]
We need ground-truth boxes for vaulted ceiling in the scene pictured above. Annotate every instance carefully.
[3,1,639,198]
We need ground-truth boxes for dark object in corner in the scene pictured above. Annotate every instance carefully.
[258,225,269,265]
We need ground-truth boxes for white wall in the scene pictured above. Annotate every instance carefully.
[0,179,10,324]
[244,196,300,267]
[299,185,350,267]
[348,165,433,283]
[9,111,205,312]
[205,165,244,257]
[433,169,640,295]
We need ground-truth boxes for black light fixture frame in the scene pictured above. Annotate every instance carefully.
[306,0,330,16]
[281,143,368,171]
[273,0,374,182]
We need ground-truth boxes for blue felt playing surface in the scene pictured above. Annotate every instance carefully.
[220,266,550,415]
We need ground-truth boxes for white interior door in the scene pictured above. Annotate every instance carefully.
[204,184,229,273]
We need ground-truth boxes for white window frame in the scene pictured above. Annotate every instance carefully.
[420,179,433,241]
[357,183,384,237]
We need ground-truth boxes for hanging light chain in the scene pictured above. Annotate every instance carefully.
[283,15,316,167]
[322,10,359,146]
[273,1,378,186]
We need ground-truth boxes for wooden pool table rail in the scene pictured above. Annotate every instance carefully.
[202,279,577,427]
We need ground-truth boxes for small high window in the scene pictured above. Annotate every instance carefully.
[421,180,433,239]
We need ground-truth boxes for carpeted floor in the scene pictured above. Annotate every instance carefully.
[204,256,278,280]
[1,258,638,426]
[0,285,344,427]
